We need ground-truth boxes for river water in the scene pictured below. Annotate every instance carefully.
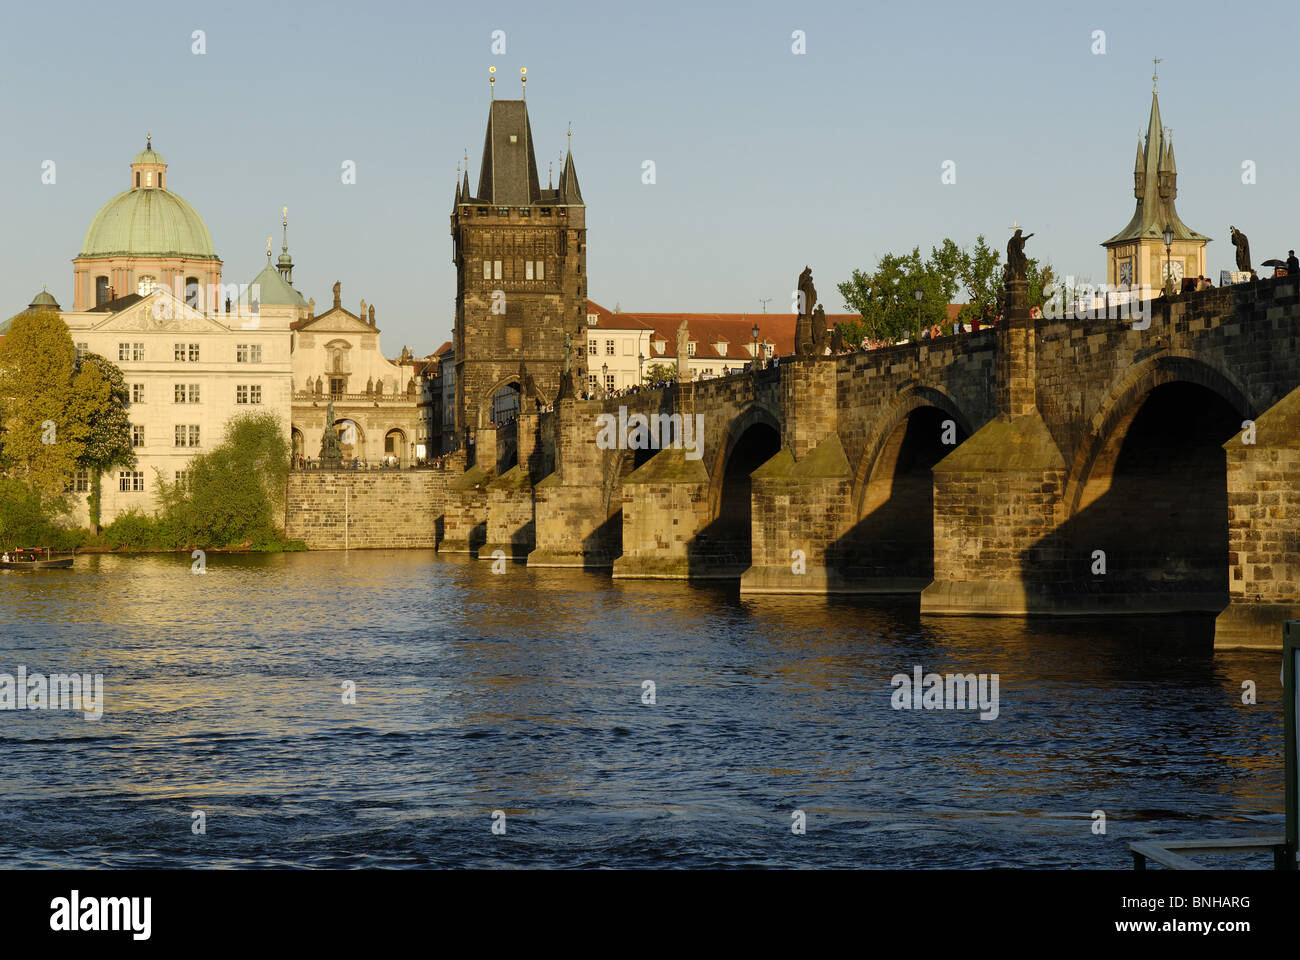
[0,551,1285,868]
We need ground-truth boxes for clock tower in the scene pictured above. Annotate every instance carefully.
[1101,74,1209,297]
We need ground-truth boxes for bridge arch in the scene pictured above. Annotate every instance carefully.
[850,385,974,518]
[843,385,973,581]
[1064,352,1253,518]
[1061,351,1252,605]
[706,403,783,520]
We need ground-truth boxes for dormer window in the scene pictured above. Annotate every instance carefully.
[586,314,598,326]
[687,341,696,357]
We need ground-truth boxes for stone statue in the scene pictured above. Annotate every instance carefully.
[1006,228,1034,283]
[811,304,829,356]
[830,320,844,353]
[1230,226,1251,272]
[563,332,573,374]
[332,281,341,307]
[676,318,690,382]
[368,304,376,326]
[795,266,820,357]
[319,400,342,467]
[359,299,367,321]
[308,297,315,317]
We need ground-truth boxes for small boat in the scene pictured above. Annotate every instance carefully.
[0,547,75,570]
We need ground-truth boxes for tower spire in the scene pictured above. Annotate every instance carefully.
[277,207,295,281]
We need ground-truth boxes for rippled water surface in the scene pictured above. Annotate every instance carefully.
[0,551,1285,868]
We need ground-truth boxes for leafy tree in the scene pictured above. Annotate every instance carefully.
[155,412,290,548]
[644,362,676,382]
[839,235,1059,339]
[0,478,81,549]
[0,309,83,500]
[75,353,134,532]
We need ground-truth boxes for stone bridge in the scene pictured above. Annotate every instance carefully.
[291,276,1300,647]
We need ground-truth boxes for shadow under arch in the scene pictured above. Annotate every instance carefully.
[1033,352,1251,613]
[832,386,973,587]
[692,403,783,574]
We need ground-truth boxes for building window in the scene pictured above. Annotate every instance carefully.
[493,260,503,280]
[174,425,200,447]
[131,425,145,448]
[236,343,262,363]
[482,260,491,280]
[535,260,544,281]
[588,340,597,355]
[605,374,615,392]
[174,470,189,487]
[137,275,156,296]
[605,340,615,355]
[236,385,263,405]
[145,172,152,187]
[131,383,145,404]
[95,276,109,306]
[75,342,87,360]
[330,377,345,398]
[497,207,509,217]
[184,276,199,308]
[519,207,529,216]
[135,172,140,188]
[688,341,697,357]
[587,374,598,392]
[525,260,534,280]
[119,471,144,492]
[119,343,131,361]
[73,469,90,493]
[174,384,199,403]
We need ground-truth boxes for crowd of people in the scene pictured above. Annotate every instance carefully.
[292,454,454,471]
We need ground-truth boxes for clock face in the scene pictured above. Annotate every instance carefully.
[1118,260,1133,285]
[1164,260,1185,283]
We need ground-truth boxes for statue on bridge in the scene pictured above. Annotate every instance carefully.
[1005,228,1034,284]
[795,266,820,357]
[1230,226,1251,273]
[318,399,342,468]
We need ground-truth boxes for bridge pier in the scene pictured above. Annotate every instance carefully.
[437,465,489,555]
[527,397,619,568]
[1213,383,1300,648]
[480,466,535,560]
[610,449,716,579]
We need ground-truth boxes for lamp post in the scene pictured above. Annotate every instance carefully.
[638,351,644,385]
[913,287,924,338]
[1163,225,1175,297]
[751,323,761,372]
[601,362,609,398]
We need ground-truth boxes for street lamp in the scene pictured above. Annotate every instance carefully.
[601,362,609,397]
[638,351,644,384]
[1163,225,1175,297]
[751,323,761,371]
[913,287,924,338]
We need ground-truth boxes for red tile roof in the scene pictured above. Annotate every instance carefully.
[587,299,968,359]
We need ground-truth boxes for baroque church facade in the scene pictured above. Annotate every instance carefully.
[9,138,427,525]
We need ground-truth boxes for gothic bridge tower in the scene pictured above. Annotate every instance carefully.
[451,72,588,448]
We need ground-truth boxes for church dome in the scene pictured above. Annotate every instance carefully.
[80,187,218,260]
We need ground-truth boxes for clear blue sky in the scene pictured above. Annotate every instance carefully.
[1,0,1295,354]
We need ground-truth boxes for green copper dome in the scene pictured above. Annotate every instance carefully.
[29,289,60,309]
[80,187,218,260]
[133,147,165,165]
[248,261,306,307]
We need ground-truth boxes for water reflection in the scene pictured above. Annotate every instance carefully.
[0,551,1284,868]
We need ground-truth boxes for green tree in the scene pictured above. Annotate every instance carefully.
[644,362,676,382]
[0,309,83,500]
[155,412,290,548]
[74,353,134,532]
[837,244,960,343]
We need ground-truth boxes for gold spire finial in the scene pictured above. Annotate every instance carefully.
[282,207,289,254]
[1152,57,1161,92]
[489,65,496,99]
[520,66,527,98]
[146,132,151,150]
[266,236,272,261]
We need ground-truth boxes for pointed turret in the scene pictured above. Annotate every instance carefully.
[559,148,583,204]
[1158,133,1177,199]
[476,98,542,205]
[1133,135,1146,199]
